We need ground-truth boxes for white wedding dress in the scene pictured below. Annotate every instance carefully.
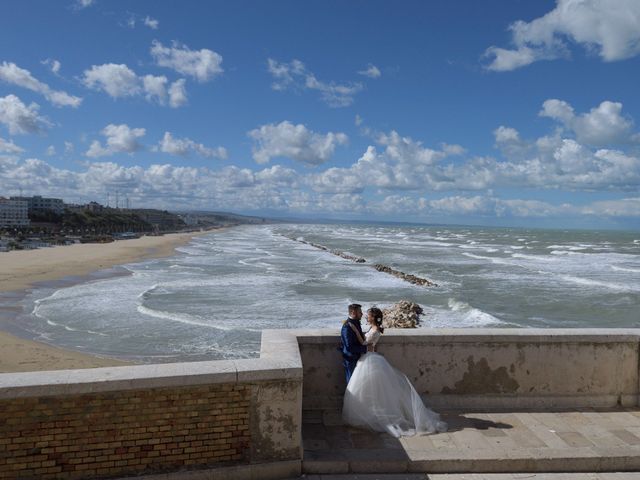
[342,329,447,438]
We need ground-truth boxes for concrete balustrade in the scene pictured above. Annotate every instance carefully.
[1,328,640,479]
[299,329,640,412]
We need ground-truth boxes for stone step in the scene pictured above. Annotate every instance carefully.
[302,447,640,475]
[302,410,640,475]
[296,475,640,480]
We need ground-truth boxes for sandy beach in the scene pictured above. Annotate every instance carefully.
[0,230,217,373]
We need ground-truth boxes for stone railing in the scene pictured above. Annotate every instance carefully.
[299,328,640,412]
[1,328,640,479]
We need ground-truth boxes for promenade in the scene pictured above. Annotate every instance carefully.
[302,408,640,475]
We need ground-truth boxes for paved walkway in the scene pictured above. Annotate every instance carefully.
[299,475,640,479]
[302,409,640,475]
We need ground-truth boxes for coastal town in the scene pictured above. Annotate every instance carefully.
[0,195,267,251]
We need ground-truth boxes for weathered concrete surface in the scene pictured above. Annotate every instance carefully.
[302,408,640,474]
[297,329,640,411]
[250,379,303,463]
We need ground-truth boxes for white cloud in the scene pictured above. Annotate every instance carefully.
[0,94,49,135]
[540,99,636,145]
[82,64,141,98]
[150,40,223,82]
[82,63,187,108]
[41,58,61,75]
[248,121,348,165]
[74,0,94,9]
[1,152,638,220]
[358,64,381,78]
[142,74,168,103]
[64,141,74,154]
[307,132,465,193]
[267,58,364,107]
[46,145,56,156]
[0,137,23,154]
[0,62,82,108]
[168,79,187,107]
[144,16,159,29]
[86,124,146,158]
[156,132,227,159]
[484,0,640,71]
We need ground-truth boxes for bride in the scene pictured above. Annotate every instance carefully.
[342,307,447,438]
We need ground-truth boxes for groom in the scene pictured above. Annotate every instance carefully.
[340,303,368,384]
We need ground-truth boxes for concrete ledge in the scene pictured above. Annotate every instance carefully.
[296,328,640,344]
[0,328,304,398]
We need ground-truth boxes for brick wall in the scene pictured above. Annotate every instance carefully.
[0,383,250,479]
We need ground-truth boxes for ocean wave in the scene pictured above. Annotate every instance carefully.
[137,305,261,332]
[511,253,556,262]
[445,298,503,326]
[559,275,639,292]
[45,319,108,336]
[611,265,640,273]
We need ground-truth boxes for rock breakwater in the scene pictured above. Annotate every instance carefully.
[382,300,424,328]
[280,234,437,288]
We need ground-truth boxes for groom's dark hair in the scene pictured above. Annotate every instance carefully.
[348,303,362,314]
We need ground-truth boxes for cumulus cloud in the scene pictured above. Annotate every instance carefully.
[86,123,146,158]
[358,64,381,78]
[0,94,49,135]
[540,99,637,145]
[267,58,364,107]
[82,64,140,98]
[168,78,187,107]
[41,58,61,75]
[484,0,640,71]
[156,132,227,159]
[82,63,187,107]
[0,62,82,107]
[0,136,23,154]
[46,145,56,156]
[143,16,159,29]
[150,40,223,82]
[248,121,348,165]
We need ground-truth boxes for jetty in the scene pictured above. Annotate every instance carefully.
[281,234,438,287]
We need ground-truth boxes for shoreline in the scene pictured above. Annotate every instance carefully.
[0,228,224,373]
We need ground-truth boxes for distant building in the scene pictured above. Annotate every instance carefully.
[10,195,65,215]
[0,198,30,227]
[85,201,105,213]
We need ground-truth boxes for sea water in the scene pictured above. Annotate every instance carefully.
[8,224,640,362]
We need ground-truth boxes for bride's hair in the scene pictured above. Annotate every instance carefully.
[368,307,384,334]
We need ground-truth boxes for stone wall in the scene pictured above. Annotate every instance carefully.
[298,328,640,411]
[0,330,303,480]
[2,328,640,479]
[0,383,249,479]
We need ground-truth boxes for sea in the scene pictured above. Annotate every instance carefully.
[4,223,640,363]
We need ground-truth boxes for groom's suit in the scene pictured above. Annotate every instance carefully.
[340,318,367,384]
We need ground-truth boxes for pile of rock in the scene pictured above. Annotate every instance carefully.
[281,234,437,287]
[331,249,366,263]
[374,264,438,287]
[282,235,366,263]
[382,300,424,329]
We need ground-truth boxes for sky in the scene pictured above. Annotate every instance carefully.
[1,0,639,230]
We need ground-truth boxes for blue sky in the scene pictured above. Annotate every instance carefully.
[1,0,639,229]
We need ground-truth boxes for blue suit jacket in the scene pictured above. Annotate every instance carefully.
[340,318,367,359]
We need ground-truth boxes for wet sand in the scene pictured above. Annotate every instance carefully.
[0,230,219,373]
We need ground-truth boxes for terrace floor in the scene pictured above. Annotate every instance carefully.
[301,408,640,475]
